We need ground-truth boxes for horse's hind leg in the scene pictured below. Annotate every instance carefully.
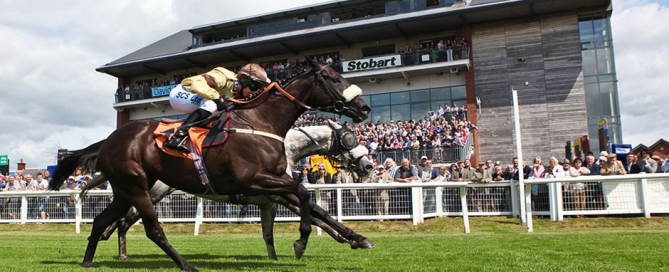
[82,196,133,268]
[130,191,196,272]
[258,201,278,260]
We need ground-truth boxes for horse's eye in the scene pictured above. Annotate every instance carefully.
[331,77,340,83]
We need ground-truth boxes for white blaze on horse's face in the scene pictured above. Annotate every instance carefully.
[347,146,369,164]
[342,85,362,102]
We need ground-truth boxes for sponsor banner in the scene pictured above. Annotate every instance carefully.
[342,55,401,73]
[0,155,8,166]
[152,84,177,97]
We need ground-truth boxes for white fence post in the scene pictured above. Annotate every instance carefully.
[194,196,203,236]
[20,196,27,224]
[412,186,423,225]
[314,188,323,236]
[525,183,533,233]
[435,186,444,218]
[556,182,564,221]
[510,180,519,218]
[640,177,651,218]
[548,182,556,221]
[459,185,470,233]
[74,194,82,234]
[336,188,343,224]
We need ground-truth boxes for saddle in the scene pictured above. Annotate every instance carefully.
[154,112,231,160]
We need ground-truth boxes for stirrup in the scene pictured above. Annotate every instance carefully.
[165,134,191,153]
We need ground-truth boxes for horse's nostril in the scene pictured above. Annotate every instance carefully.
[361,105,371,113]
[365,164,373,170]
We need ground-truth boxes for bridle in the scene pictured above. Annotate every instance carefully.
[228,64,362,115]
[295,126,362,170]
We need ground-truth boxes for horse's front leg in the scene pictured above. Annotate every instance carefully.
[293,184,311,258]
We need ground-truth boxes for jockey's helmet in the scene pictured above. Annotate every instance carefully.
[237,63,271,86]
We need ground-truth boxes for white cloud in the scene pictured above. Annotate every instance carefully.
[0,0,324,172]
[612,0,669,146]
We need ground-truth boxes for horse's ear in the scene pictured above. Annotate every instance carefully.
[306,56,319,69]
[326,119,341,129]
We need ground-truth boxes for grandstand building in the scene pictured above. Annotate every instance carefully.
[97,0,621,163]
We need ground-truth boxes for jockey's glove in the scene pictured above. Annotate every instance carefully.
[214,98,228,111]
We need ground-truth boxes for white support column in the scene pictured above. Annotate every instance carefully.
[556,182,564,221]
[549,182,556,221]
[20,196,27,225]
[460,186,470,233]
[194,196,203,236]
[640,177,651,218]
[315,188,323,236]
[435,186,444,217]
[335,188,343,225]
[525,183,533,233]
[412,186,423,225]
[74,194,82,234]
[512,88,526,225]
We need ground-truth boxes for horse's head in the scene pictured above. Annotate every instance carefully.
[325,120,373,177]
[285,57,370,123]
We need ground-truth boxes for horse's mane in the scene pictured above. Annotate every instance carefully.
[279,67,311,88]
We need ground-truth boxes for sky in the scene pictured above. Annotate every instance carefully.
[0,0,667,171]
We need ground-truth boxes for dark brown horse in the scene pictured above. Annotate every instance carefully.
[49,57,371,272]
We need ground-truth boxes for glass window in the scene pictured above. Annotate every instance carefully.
[391,92,410,105]
[391,104,411,122]
[599,82,615,117]
[596,48,613,75]
[431,87,450,100]
[411,102,431,121]
[582,50,597,76]
[598,75,614,82]
[372,105,391,123]
[588,125,601,153]
[578,20,594,43]
[411,89,430,102]
[584,76,598,84]
[371,93,390,106]
[593,18,609,41]
[584,83,601,120]
[431,100,449,112]
[451,86,466,100]
[360,95,371,106]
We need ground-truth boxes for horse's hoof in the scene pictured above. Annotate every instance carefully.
[350,240,359,249]
[182,265,198,272]
[293,240,306,259]
[357,238,375,249]
[81,261,94,268]
[118,255,131,261]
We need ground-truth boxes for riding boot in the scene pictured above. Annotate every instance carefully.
[164,109,212,153]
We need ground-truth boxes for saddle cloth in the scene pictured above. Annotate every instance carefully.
[154,113,230,160]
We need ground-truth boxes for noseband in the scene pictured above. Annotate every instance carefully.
[296,126,360,169]
[312,65,362,113]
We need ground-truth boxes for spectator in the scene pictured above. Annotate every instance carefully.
[626,153,641,174]
[636,149,658,173]
[652,155,663,173]
[569,158,590,217]
[416,156,431,182]
[601,153,626,175]
[661,157,669,173]
[372,164,393,221]
[587,153,603,176]
[35,173,49,222]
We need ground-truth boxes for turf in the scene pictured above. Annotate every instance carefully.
[1,216,668,271]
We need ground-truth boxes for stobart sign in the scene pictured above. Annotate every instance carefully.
[342,55,402,73]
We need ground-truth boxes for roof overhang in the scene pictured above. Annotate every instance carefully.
[97,0,610,79]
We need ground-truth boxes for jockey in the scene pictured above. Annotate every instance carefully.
[165,63,271,153]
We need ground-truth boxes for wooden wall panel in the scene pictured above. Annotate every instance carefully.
[472,12,588,163]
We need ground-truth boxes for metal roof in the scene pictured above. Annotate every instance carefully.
[97,0,610,78]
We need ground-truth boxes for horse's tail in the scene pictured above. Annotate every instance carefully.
[48,140,105,191]
[79,174,107,199]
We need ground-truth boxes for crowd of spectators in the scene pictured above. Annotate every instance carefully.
[294,104,471,165]
[399,37,469,65]
[0,168,110,222]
